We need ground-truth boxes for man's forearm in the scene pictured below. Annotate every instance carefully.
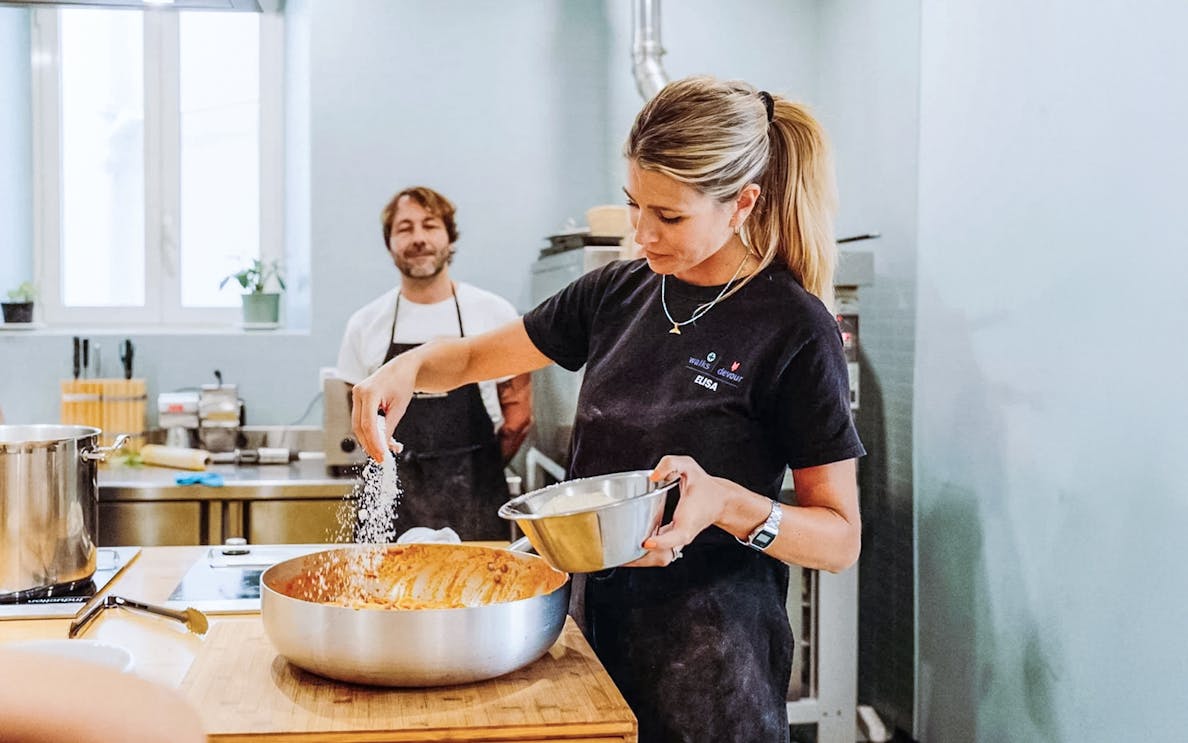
[497,373,533,462]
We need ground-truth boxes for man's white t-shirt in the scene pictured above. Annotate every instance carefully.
[335,282,519,431]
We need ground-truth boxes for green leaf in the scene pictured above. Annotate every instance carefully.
[5,281,36,302]
[221,258,285,294]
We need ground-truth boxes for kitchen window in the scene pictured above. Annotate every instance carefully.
[30,6,284,328]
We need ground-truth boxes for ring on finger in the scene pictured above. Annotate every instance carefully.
[671,546,683,562]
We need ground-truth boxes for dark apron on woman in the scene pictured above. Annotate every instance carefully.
[583,521,793,743]
[380,287,510,541]
[572,420,793,741]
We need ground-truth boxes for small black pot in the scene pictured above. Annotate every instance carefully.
[1,302,33,323]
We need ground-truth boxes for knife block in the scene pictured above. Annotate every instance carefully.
[60,379,148,452]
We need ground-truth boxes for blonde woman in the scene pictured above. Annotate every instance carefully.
[353,76,863,742]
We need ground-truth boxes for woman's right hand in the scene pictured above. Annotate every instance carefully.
[350,321,552,462]
[351,356,419,462]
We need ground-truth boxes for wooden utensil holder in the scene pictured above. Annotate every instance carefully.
[60,379,148,452]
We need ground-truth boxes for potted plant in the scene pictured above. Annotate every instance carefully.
[2,281,36,324]
[220,259,286,325]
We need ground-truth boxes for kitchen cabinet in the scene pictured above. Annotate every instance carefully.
[98,460,357,546]
[100,501,206,546]
[244,498,353,543]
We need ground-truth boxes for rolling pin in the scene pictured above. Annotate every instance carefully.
[140,445,212,471]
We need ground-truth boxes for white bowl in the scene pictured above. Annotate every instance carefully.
[585,205,632,237]
[8,639,135,673]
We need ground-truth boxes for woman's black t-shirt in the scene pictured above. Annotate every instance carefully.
[523,257,864,546]
[524,257,863,740]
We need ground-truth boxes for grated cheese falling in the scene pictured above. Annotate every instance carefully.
[338,414,403,546]
[378,414,400,507]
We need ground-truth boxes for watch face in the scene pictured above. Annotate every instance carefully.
[752,530,776,549]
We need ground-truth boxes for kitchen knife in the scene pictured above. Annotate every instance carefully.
[93,342,102,378]
[72,336,80,379]
[120,339,134,380]
[81,339,89,379]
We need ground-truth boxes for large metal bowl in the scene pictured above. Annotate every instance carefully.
[260,543,570,687]
[498,470,679,573]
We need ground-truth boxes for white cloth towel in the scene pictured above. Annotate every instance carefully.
[396,526,461,545]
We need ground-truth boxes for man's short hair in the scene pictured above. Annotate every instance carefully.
[381,186,460,247]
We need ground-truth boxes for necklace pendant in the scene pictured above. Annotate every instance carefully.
[669,323,681,335]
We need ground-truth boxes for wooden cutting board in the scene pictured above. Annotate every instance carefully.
[181,618,636,742]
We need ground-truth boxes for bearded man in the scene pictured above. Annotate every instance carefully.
[335,186,531,540]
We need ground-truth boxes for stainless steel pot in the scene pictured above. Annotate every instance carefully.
[0,425,127,600]
[260,542,570,687]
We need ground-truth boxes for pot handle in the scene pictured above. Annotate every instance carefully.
[508,536,536,554]
[82,434,130,462]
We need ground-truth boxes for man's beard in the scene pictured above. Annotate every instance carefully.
[396,248,452,279]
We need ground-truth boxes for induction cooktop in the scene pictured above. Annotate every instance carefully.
[165,544,328,614]
[0,547,142,621]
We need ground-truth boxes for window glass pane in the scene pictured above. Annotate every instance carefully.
[179,11,260,308]
[60,9,144,307]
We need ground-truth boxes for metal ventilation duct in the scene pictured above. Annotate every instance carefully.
[631,0,668,100]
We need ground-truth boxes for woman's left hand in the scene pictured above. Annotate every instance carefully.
[624,455,726,567]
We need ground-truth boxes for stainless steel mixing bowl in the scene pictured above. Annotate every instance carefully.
[260,543,570,687]
[497,470,679,573]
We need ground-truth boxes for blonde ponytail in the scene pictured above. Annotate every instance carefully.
[625,76,839,310]
[749,100,838,311]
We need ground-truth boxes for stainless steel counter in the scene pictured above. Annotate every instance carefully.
[99,458,355,502]
[97,458,358,547]
[96,458,522,548]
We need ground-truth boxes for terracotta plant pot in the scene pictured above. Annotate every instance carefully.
[1,302,33,324]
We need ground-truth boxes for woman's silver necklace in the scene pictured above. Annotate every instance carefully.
[660,252,751,335]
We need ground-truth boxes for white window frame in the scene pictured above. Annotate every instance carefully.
[31,7,284,329]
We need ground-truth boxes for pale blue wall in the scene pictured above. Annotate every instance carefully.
[601,0,820,194]
[308,0,614,346]
[0,0,816,426]
[914,1,1188,740]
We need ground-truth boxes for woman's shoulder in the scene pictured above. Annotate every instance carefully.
[753,264,835,321]
[736,264,842,356]
[564,257,652,299]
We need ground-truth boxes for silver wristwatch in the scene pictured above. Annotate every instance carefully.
[738,499,782,551]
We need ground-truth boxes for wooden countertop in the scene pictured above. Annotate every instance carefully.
[0,547,636,742]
